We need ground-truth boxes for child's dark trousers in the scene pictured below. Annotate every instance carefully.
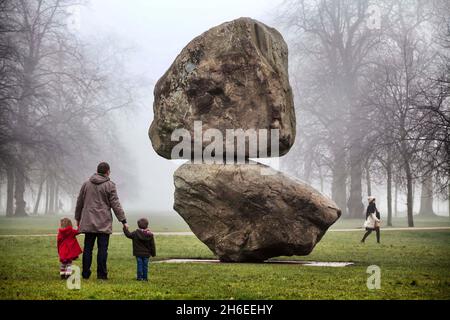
[136,256,149,280]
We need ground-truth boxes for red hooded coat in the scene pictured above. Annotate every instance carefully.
[57,226,82,262]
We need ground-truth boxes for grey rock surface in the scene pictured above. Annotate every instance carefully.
[149,17,296,159]
[173,162,341,262]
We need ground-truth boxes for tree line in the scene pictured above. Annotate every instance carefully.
[276,0,449,226]
[0,0,138,217]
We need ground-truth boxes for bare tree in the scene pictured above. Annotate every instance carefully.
[277,0,448,224]
[365,0,443,226]
[277,0,383,217]
[0,0,139,216]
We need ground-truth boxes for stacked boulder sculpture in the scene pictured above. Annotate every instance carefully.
[149,17,341,262]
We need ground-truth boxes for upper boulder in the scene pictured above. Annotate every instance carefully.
[149,17,296,160]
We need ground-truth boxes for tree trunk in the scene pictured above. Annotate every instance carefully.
[54,183,59,214]
[418,175,435,216]
[366,160,372,196]
[6,165,14,217]
[386,161,393,226]
[0,180,3,213]
[405,162,414,227]
[331,148,347,217]
[14,164,27,216]
[70,195,77,213]
[318,166,324,193]
[348,145,364,218]
[47,176,55,215]
[33,174,46,215]
[394,181,398,217]
[45,179,49,215]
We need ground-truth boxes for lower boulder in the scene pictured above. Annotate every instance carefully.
[173,162,341,262]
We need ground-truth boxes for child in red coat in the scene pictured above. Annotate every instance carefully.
[57,218,82,279]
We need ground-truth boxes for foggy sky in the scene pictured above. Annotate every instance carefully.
[79,0,283,212]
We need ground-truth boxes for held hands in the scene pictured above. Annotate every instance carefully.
[123,223,129,230]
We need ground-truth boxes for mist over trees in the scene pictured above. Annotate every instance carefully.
[0,0,139,216]
[277,0,450,225]
[0,0,448,224]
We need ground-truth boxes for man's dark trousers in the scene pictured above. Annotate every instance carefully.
[82,233,110,279]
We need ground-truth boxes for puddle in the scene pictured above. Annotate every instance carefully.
[271,260,354,267]
[155,259,354,267]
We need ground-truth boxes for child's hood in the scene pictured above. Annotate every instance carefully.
[135,228,153,240]
[58,226,75,237]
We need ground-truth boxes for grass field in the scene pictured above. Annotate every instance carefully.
[0,214,190,235]
[0,213,448,235]
[0,215,449,299]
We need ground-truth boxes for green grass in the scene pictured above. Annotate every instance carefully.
[0,221,449,299]
[331,216,450,229]
[0,214,190,235]
[0,214,448,235]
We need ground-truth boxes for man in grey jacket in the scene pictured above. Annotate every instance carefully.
[75,162,128,280]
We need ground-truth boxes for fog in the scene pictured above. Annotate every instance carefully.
[1,0,448,223]
[80,0,281,212]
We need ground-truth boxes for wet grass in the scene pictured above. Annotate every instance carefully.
[0,214,448,235]
[0,213,190,235]
[0,225,448,299]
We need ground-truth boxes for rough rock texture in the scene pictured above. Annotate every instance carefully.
[149,17,296,159]
[173,162,341,262]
